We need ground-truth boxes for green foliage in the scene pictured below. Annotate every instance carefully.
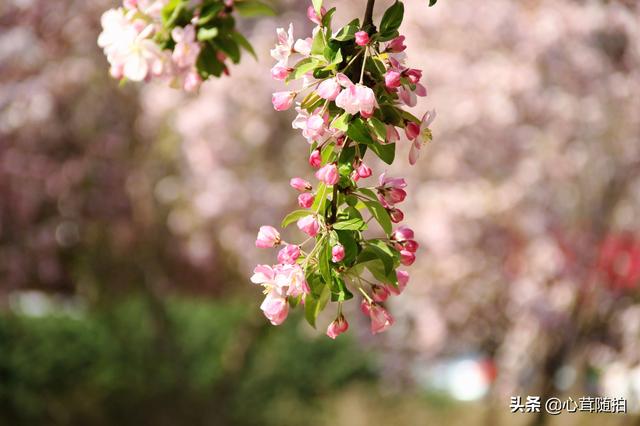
[0,297,374,425]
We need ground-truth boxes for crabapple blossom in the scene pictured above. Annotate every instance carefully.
[326,314,349,339]
[331,244,345,262]
[253,0,436,337]
[355,31,370,46]
[272,91,296,111]
[298,193,315,208]
[255,226,280,248]
[290,177,312,192]
[408,110,436,165]
[315,163,339,185]
[297,215,320,237]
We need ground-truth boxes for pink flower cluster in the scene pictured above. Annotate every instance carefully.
[98,1,208,91]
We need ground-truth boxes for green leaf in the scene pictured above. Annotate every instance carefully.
[379,1,404,37]
[369,142,396,165]
[310,27,327,56]
[212,36,240,63]
[331,112,351,132]
[319,240,331,285]
[429,0,438,6]
[312,0,323,14]
[196,44,224,78]
[290,57,320,80]
[346,118,375,145]
[332,19,359,41]
[358,241,395,275]
[311,183,327,212]
[281,210,311,228]
[333,217,367,231]
[336,230,359,265]
[321,7,336,28]
[198,3,224,25]
[300,91,323,111]
[368,117,387,142]
[330,273,353,302]
[235,0,276,17]
[305,283,330,328]
[230,31,256,59]
[197,27,219,41]
[363,200,392,235]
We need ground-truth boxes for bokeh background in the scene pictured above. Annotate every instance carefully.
[1,0,639,425]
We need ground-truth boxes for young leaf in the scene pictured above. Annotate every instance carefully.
[368,117,387,142]
[346,118,375,145]
[333,20,359,42]
[330,273,353,302]
[379,1,404,37]
[312,0,323,14]
[197,27,219,41]
[230,31,257,59]
[333,217,367,231]
[319,239,332,286]
[290,57,320,80]
[305,284,330,328]
[235,0,276,17]
[331,112,351,132]
[311,183,327,212]
[369,141,396,165]
[281,210,312,228]
[363,200,392,235]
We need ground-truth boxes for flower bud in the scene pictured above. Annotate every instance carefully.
[400,249,416,266]
[404,239,419,253]
[405,122,420,140]
[392,226,414,241]
[371,284,390,303]
[306,5,326,25]
[298,192,315,208]
[309,149,322,168]
[326,314,349,339]
[355,31,370,46]
[297,215,320,237]
[389,208,404,223]
[290,177,312,192]
[317,78,341,101]
[272,91,295,111]
[388,35,407,52]
[277,244,300,265]
[384,70,402,89]
[315,163,339,185]
[331,244,345,262]
[256,225,280,248]
[271,64,291,81]
[387,270,410,296]
[357,162,372,178]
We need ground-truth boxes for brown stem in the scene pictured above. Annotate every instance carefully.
[363,0,376,29]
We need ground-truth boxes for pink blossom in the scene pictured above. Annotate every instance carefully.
[388,270,410,296]
[355,31,370,46]
[309,150,322,168]
[371,284,390,303]
[305,114,326,140]
[398,86,417,107]
[277,264,309,297]
[317,78,341,101]
[356,162,372,178]
[400,249,416,266]
[272,91,295,111]
[306,5,326,26]
[379,172,407,190]
[404,239,419,252]
[326,314,349,339]
[331,244,345,262]
[290,177,312,192]
[277,245,300,265]
[386,125,400,144]
[389,208,404,223]
[183,70,202,92]
[171,25,200,69]
[298,193,315,208]
[250,264,276,286]
[260,291,289,325]
[361,301,395,334]
[405,122,420,140]
[315,163,339,185]
[414,83,427,97]
[255,225,280,248]
[385,70,401,89]
[271,63,291,81]
[293,37,312,56]
[292,108,333,143]
[409,110,436,165]
[406,68,423,84]
[392,226,414,242]
[297,215,320,237]
[335,84,377,117]
[387,35,406,52]
[270,24,294,64]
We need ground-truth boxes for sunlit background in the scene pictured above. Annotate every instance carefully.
[1,0,639,425]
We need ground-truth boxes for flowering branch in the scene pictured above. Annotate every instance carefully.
[97,0,275,90]
[252,0,437,338]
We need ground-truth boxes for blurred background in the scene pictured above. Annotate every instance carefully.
[1,0,639,425]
